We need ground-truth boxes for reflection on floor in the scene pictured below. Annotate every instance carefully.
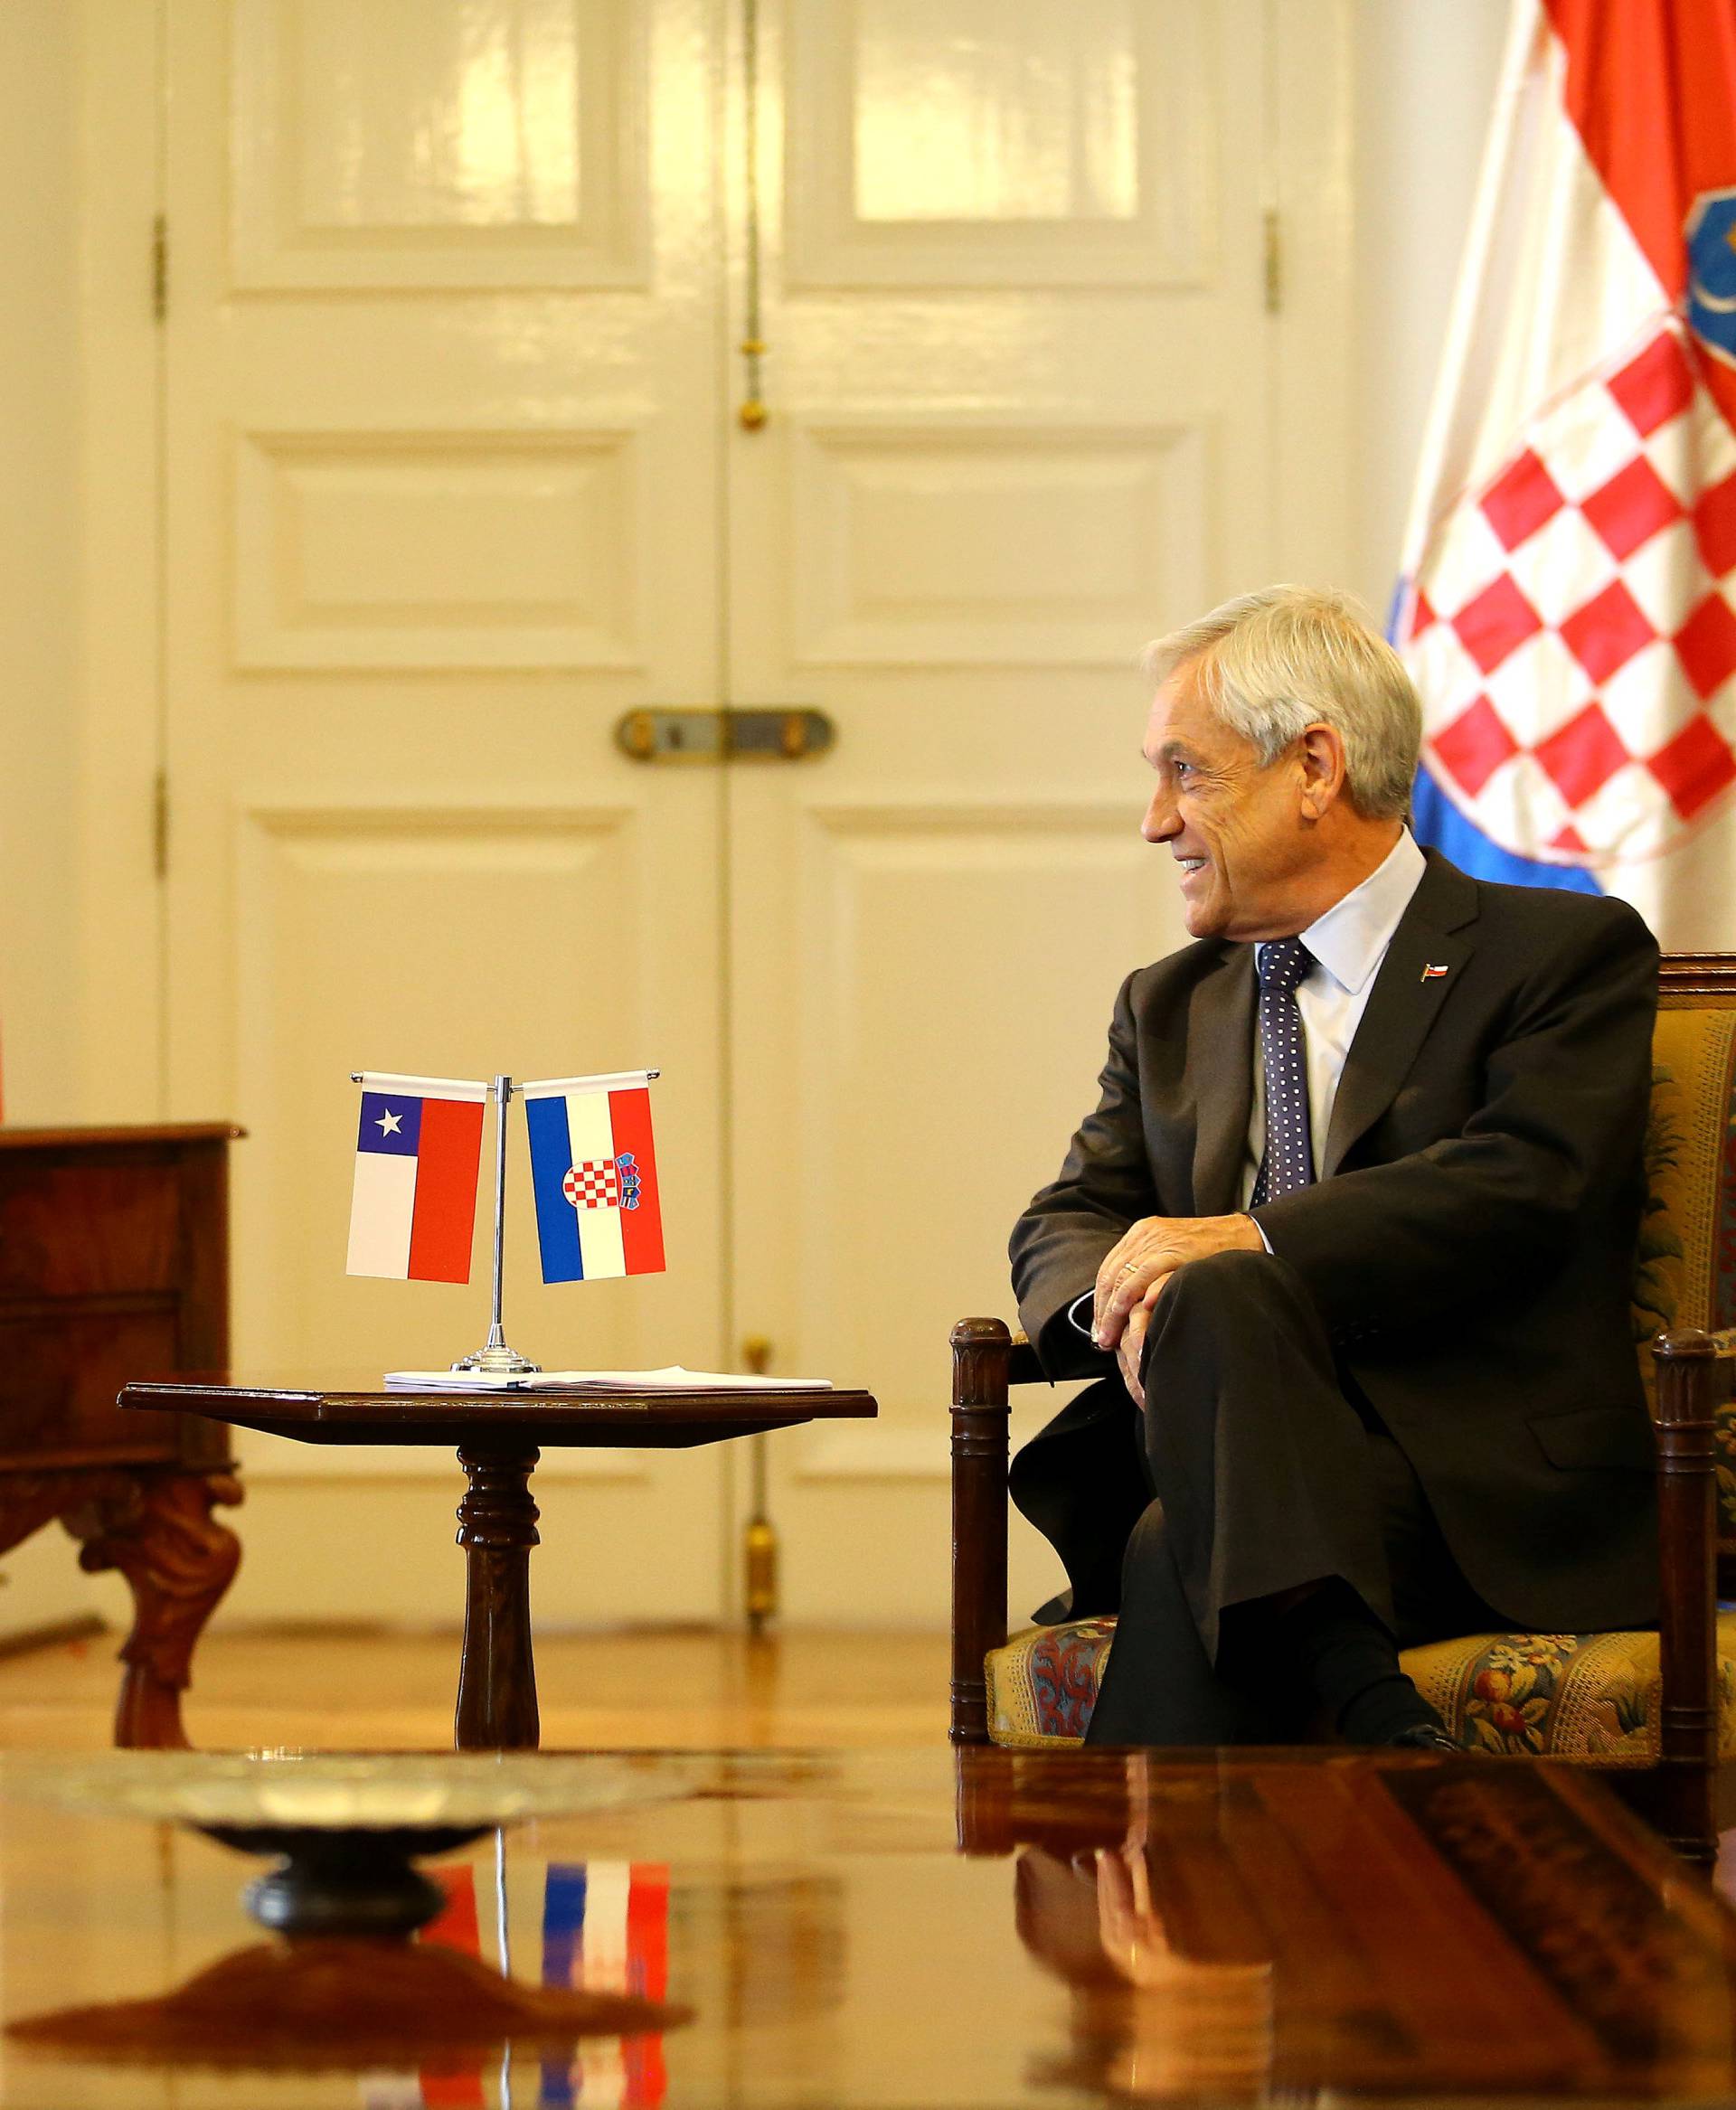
[8,1747,1734,2107]
[0,1624,948,1751]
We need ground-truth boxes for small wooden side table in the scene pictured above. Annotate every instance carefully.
[0,1124,244,1747]
[120,1377,877,1749]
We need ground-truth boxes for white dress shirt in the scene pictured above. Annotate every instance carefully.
[1067,829,1427,1337]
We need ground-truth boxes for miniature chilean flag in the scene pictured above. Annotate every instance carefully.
[524,1070,664,1284]
[345,1071,487,1284]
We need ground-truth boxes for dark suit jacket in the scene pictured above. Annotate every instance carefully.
[1009,850,1661,1634]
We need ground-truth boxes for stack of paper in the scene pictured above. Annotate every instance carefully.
[382,1365,833,1393]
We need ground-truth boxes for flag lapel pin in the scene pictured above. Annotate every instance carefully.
[1421,963,1451,982]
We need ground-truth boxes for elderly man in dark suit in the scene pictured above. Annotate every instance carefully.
[1011,584,1659,1749]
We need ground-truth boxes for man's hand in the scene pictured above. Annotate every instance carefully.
[1117,1303,1153,1408]
[1094,1842,1273,1994]
[1092,1214,1266,1361]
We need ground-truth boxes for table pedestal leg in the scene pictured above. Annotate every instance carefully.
[453,1442,541,1751]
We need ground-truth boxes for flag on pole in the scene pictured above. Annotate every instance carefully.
[523,1070,665,1285]
[1396,0,1736,944]
[346,1071,488,1284]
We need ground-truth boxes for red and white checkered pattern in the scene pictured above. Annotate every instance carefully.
[562,1160,621,1211]
[1403,321,1736,865]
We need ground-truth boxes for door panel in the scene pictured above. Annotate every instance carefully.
[787,421,1213,666]
[163,0,731,1625]
[231,425,650,671]
[229,0,646,289]
[784,0,1213,285]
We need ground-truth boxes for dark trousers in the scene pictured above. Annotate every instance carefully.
[1083,1248,1504,1747]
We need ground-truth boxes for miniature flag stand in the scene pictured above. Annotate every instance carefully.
[346,1066,663,1379]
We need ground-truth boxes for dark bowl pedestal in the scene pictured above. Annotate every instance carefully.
[200,1823,493,1940]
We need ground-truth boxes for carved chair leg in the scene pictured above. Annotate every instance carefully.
[1652,1330,1721,1865]
[62,1468,244,1750]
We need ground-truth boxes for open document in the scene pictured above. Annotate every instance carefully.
[383,1365,834,1393]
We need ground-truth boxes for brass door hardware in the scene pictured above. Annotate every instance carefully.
[615,708,835,763]
[741,1336,779,1633]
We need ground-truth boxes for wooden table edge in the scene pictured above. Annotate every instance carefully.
[118,1380,879,1431]
[0,1122,246,1148]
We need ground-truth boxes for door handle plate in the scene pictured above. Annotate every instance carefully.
[615,708,835,763]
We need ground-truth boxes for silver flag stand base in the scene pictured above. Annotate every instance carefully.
[450,1331,542,1378]
[450,1073,542,1378]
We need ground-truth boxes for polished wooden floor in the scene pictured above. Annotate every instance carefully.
[0,1621,948,1751]
[1,1742,1735,2107]
[1,1631,1736,2102]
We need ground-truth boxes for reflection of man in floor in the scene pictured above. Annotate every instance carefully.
[1015,1813,1274,2102]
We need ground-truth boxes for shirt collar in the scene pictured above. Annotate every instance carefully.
[1261,830,1427,998]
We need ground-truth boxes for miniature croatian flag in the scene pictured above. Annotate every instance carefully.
[345,1071,488,1284]
[524,1070,665,1284]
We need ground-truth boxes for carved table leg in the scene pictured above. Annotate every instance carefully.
[62,1468,244,1750]
[454,1442,541,1751]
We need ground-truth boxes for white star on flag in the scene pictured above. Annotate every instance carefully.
[377,1109,401,1135]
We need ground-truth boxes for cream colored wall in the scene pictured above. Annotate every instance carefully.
[1350,0,1511,617]
[0,0,81,1127]
[0,0,110,1641]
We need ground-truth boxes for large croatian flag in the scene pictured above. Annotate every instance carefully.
[346,1072,487,1284]
[524,1070,665,1285]
[1397,0,1736,944]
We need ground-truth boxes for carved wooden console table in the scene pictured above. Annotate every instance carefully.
[0,1124,243,1747]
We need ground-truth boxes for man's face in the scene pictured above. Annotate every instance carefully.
[1141,670,1314,941]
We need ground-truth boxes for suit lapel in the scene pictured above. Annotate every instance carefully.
[1322,852,1479,1177]
[1187,945,1257,1213]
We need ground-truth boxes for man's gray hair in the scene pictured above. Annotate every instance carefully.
[1140,585,1423,822]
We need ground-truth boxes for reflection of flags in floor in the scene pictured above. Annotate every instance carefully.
[416,1864,487,2110]
[541,1861,671,2107]
[1396,0,1736,945]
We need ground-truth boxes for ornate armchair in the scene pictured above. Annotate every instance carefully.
[949,954,1736,1864]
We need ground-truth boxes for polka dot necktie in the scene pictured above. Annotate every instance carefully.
[1250,936,1316,1206]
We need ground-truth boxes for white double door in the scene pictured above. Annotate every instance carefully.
[106,0,1348,1625]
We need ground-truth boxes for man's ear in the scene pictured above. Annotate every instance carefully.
[1297,723,1346,820]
